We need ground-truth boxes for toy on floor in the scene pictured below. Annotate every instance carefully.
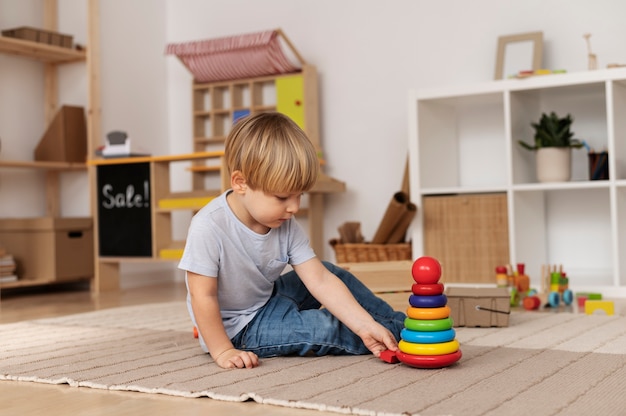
[380,256,462,368]
[584,300,614,316]
[541,264,573,308]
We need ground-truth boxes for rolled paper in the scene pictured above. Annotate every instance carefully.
[386,202,417,244]
[371,191,410,244]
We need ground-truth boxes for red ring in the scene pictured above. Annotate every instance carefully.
[396,349,462,369]
[412,283,444,296]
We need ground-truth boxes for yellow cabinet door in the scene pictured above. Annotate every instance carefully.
[276,75,305,129]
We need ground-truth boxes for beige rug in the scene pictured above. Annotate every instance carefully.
[1,302,626,416]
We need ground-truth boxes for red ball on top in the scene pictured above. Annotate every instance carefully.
[412,256,442,284]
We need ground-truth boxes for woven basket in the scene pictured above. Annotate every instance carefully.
[329,239,412,263]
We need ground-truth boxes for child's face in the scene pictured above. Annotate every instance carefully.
[241,188,302,232]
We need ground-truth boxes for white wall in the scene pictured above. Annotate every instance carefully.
[2,0,626,284]
[164,0,626,261]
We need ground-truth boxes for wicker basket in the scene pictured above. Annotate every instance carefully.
[329,239,412,263]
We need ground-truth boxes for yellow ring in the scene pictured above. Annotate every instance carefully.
[406,305,450,320]
[398,339,460,356]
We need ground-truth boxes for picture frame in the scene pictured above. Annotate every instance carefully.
[494,31,543,80]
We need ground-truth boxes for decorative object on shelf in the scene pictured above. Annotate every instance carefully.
[588,150,609,180]
[494,31,543,80]
[1,26,73,48]
[519,112,584,182]
[583,33,597,70]
[34,105,87,163]
[165,28,305,83]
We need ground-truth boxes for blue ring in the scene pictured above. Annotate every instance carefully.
[409,294,447,308]
[401,328,456,344]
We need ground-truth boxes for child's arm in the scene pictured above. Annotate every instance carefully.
[293,259,399,356]
[187,271,259,369]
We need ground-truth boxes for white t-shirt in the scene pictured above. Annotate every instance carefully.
[178,190,316,351]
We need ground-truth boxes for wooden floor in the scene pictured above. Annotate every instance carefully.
[0,281,336,416]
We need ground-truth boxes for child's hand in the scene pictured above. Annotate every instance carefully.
[357,323,399,357]
[213,348,259,369]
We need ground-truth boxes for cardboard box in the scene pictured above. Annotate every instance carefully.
[446,287,511,327]
[0,217,93,282]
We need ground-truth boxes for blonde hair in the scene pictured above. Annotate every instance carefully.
[225,112,320,193]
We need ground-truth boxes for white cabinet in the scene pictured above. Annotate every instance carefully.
[408,68,626,297]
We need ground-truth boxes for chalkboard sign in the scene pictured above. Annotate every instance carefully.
[97,163,152,256]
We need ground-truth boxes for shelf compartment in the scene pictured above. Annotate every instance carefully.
[416,91,506,190]
[0,160,86,170]
[510,82,608,185]
[512,187,613,287]
[159,243,185,260]
[157,192,218,210]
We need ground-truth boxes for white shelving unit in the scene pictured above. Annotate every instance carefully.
[408,68,626,297]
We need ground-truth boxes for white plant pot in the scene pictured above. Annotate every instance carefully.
[536,147,572,183]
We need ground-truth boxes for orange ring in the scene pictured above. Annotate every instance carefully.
[406,305,450,320]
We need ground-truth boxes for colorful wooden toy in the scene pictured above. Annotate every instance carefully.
[401,328,456,344]
[584,300,614,315]
[380,256,461,369]
[395,350,462,369]
[398,339,460,356]
[409,294,448,308]
[412,283,444,295]
[411,256,442,284]
[406,305,451,320]
[404,317,453,332]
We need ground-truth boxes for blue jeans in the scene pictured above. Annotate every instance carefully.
[231,261,406,357]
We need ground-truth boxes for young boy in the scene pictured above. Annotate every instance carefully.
[179,112,405,369]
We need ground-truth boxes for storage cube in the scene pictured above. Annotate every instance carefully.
[0,217,93,282]
[446,287,511,327]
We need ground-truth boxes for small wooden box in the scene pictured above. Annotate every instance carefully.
[0,218,93,282]
[447,287,511,327]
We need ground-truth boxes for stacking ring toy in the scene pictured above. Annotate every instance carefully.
[398,339,460,356]
[404,317,453,332]
[407,305,450,320]
[412,283,444,296]
[401,328,456,344]
[409,294,447,308]
[396,349,462,369]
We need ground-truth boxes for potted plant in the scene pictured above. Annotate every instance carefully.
[518,112,584,182]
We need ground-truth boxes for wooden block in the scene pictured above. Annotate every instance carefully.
[584,300,614,316]
[339,261,413,293]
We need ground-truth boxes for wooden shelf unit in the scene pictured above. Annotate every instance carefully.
[188,64,344,256]
[0,0,100,290]
[0,35,85,63]
[408,67,626,296]
[90,152,226,290]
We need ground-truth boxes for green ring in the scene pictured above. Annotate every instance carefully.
[404,316,453,332]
